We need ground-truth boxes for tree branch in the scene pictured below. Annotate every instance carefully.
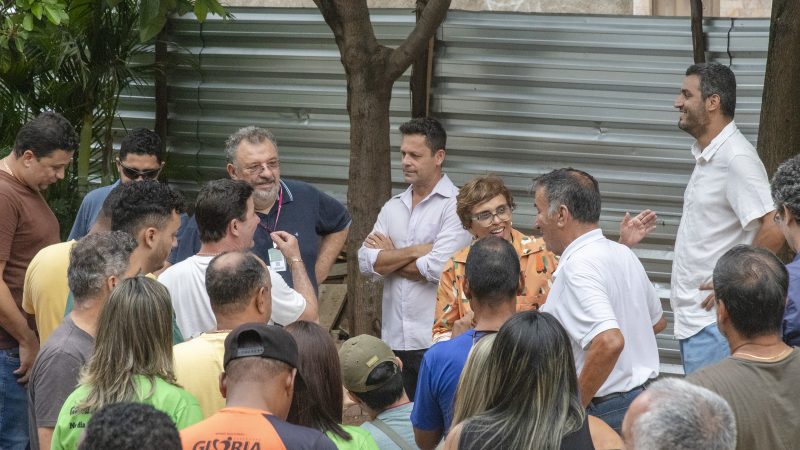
[314,0,380,68]
[386,0,450,81]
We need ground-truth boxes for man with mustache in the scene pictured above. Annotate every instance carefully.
[174,127,351,292]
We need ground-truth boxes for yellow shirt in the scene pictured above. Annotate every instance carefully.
[173,332,228,418]
[22,240,75,344]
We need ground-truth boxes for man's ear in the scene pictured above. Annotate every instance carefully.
[219,372,228,399]
[716,297,729,327]
[106,275,119,291]
[706,93,721,113]
[286,368,297,396]
[256,286,270,318]
[434,149,445,167]
[394,356,404,371]
[517,271,526,296]
[143,227,158,249]
[463,278,472,300]
[20,149,36,167]
[226,163,238,180]
[556,204,570,227]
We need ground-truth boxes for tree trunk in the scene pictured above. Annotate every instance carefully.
[344,69,393,338]
[690,0,705,64]
[757,0,800,176]
[411,0,433,118]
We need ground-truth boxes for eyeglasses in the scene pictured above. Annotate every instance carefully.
[242,160,280,176]
[470,204,513,226]
[117,159,163,180]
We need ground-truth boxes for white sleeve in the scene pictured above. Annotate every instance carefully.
[726,154,774,230]
[357,204,390,280]
[268,268,307,326]
[561,263,620,350]
[415,199,473,284]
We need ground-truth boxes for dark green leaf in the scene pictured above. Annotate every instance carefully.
[43,5,62,25]
[194,0,208,22]
[22,14,34,31]
[31,4,43,20]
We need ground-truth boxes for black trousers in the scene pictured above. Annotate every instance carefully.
[393,348,427,401]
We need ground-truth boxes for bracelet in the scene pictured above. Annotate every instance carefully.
[288,257,303,268]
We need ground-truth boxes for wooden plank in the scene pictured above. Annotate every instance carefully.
[318,284,348,331]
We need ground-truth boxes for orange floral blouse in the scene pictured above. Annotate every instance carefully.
[432,228,558,342]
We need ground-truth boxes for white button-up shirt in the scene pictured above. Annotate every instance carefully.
[542,229,662,397]
[358,174,472,350]
[671,121,773,339]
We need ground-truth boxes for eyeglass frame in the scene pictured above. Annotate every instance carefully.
[469,204,513,226]
[116,158,164,180]
[240,159,281,176]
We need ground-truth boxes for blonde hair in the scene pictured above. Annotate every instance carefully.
[78,276,177,412]
[454,311,585,450]
[452,334,496,426]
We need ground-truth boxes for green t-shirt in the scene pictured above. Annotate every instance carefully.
[51,375,202,450]
[326,424,380,450]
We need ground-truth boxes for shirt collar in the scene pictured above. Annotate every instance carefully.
[691,121,738,163]
[398,173,458,209]
[553,228,604,277]
[278,179,294,203]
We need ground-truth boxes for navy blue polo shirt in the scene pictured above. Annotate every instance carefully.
[174,178,351,291]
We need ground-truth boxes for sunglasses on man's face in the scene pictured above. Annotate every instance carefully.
[118,160,163,180]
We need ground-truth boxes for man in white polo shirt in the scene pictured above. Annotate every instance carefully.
[535,168,665,433]
[672,62,783,374]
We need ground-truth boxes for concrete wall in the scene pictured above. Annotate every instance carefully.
[226,0,771,17]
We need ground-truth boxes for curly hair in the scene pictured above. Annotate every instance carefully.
[110,180,185,237]
[771,154,800,222]
[78,402,181,450]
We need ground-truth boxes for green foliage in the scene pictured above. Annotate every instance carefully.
[0,0,228,237]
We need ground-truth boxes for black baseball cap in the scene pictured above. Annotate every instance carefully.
[223,323,300,371]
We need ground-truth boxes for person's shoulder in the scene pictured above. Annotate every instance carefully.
[282,178,320,197]
[82,183,115,203]
[159,256,202,280]
[427,332,472,359]
[687,358,736,387]
[266,415,338,449]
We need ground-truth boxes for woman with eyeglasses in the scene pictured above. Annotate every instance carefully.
[433,175,656,342]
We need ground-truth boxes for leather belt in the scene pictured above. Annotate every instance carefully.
[590,378,655,406]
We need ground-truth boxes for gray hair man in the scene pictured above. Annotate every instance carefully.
[621,378,736,450]
[688,245,800,450]
[173,126,352,292]
[534,168,665,433]
[28,231,138,450]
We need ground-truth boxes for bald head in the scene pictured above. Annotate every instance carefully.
[206,251,271,317]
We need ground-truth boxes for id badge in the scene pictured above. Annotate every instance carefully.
[268,248,286,272]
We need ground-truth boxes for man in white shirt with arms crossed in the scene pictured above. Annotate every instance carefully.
[358,117,472,400]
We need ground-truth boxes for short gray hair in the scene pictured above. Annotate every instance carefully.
[224,126,278,166]
[771,154,800,222]
[633,378,736,450]
[68,231,138,303]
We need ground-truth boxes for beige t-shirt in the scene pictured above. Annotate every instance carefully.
[173,331,228,418]
[689,349,800,450]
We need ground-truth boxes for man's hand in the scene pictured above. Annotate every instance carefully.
[699,281,715,311]
[271,231,302,260]
[619,209,657,248]
[364,232,395,250]
[451,310,475,339]
[15,335,39,384]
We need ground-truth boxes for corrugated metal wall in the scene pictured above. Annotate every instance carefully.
[116,9,770,374]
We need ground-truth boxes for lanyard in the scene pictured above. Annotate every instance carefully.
[258,186,283,234]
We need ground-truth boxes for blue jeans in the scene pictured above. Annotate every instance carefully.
[0,348,29,450]
[587,385,646,433]
[680,323,730,375]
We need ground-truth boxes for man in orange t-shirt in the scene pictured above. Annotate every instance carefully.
[180,323,336,450]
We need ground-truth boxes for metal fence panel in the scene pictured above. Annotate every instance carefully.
[116,8,770,374]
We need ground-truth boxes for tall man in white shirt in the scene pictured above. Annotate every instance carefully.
[159,179,318,339]
[672,62,783,374]
[358,117,472,399]
[535,168,665,433]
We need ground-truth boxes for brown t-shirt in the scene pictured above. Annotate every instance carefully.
[689,349,800,450]
[0,170,59,348]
